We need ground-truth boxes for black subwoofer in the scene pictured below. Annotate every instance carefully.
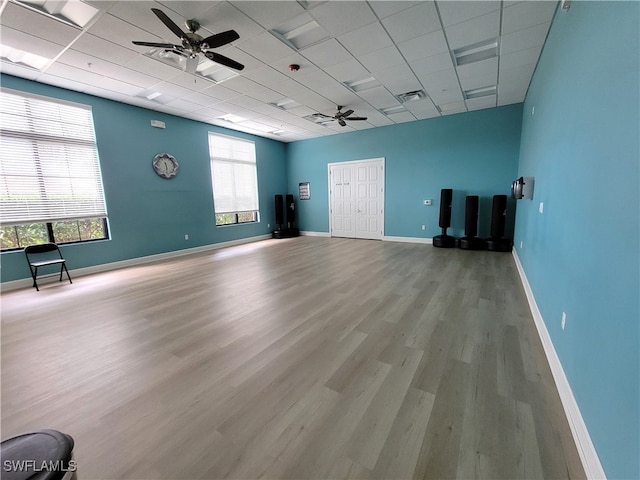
[433,188,456,248]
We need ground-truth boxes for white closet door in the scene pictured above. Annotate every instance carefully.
[329,158,384,240]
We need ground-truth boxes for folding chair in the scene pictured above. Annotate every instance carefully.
[24,243,73,291]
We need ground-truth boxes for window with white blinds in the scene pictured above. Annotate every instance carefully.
[0,88,107,225]
[208,132,259,225]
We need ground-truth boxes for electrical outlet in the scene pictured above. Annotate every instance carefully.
[561,312,566,330]
[184,234,189,240]
[268,223,270,228]
[539,202,544,214]
[423,199,432,206]
[520,241,523,249]
[421,225,426,231]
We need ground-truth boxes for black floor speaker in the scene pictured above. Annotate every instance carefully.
[433,188,456,248]
[272,193,299,238]
[486,194,513,252]
[458,195,487,250]
[274,194,284,227]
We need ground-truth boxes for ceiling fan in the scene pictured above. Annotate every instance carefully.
[132,8,244,73]
[327,106,368,127]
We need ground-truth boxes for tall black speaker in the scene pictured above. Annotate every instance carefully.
[274,194,284,226]
[433,188,456,248]
[486,194,513,252]
[458,195,486,250]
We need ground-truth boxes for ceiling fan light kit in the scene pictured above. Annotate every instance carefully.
[132,8,244,73]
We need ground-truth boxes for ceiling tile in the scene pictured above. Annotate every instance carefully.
[405,98,439,119]
[44,61,104,85]
[356,85,399,109]
[410,52,456,78]
[500,45,542,71]
[158,1,224,22]
[300,38,354,68]
[368,1,422,19]
[445,10,501,50]
[337,22,392,57]
[502,1,558,35]
[386,111,417,123]
[71,33,140,66]
[437,1,501,27]
[324,59,370,83]
[358,45,405,72]
[310,2,377,37]
[372,64,421,96]
[105,1,173,40]
[381,2,441,44]
[501,22,551,55]
[232,1,306,29]
[195,1,264,42]
[237,31,295,63]
[397,29,448,62]
[0,27,67,59]
[457,57,498,90]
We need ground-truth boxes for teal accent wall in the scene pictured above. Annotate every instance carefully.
[514,2,639,478]
[0,74,288,282]
[286,104,522,239]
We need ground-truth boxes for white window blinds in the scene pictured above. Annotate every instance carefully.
[208,133,258,214]
[0,88,107,225]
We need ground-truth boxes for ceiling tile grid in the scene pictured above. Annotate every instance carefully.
[0,0,560,142]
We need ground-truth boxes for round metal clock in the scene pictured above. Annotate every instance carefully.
[152,153,179,179]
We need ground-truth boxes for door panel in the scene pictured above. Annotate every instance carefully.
[330,159,384,240]
[330,164,355,238]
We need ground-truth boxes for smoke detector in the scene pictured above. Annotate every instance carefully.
[288,64,300,72]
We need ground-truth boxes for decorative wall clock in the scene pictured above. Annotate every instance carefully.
[152,153,179,179]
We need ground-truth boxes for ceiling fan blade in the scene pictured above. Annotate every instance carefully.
[133,41,181,49]
[151,8,186,40]
[204,51,245,71]
[338,109,354,118]
[346,116,367,121]
[201,30,240,49]
[338,118,347,127]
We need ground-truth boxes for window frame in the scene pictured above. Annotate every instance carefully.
[0,87,109,251]
[208,132,260,227]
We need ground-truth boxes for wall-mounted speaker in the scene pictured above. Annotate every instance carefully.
[433,188,456,248]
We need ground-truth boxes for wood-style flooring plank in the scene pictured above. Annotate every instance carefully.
[1,237,585,479]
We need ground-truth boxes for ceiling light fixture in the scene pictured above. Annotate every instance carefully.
[464,85,497,100]
[15,0,99,28]
[0,44,50,70]
[453,38,499,66]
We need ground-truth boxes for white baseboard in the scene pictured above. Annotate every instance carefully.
[512,250,606,479]
[383,235,433,244]
[300,231,331,237]
[1,234,271,293]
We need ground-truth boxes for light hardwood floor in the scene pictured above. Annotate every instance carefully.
[1,237,585,479]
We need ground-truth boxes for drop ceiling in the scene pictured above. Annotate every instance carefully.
[0,0,559,142]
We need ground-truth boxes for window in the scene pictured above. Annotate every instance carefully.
[0,88,108,251]
[208,132,259,226]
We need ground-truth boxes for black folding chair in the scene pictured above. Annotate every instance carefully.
[24,243,73,291]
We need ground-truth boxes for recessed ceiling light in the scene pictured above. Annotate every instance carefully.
[269,98,301,110]
[15,0,99,28]
[270,12,330,50]
[343,76,379,93]
[303,113,333,125]
[464,85,497,99]
[218,114,246,123]
[453,38,499,66]
[380,105,406,116]
[0,44,50,70]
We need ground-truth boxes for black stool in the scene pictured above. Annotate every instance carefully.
[1,430,76,480]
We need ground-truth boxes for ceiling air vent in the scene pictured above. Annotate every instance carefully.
[464,85,497,100]
[396,90,427,103]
